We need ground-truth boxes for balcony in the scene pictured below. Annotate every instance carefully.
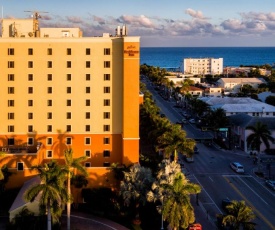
[1,142,42,154]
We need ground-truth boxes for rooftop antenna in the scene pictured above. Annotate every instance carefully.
[24,10,49,37]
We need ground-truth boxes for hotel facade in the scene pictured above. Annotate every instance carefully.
[0,18,140,189]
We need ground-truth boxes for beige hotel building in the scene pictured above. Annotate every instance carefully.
[0,17,140,189]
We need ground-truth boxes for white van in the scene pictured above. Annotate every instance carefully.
[230,162,244,173]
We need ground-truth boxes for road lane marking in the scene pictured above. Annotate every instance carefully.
[208,176,214,182]
[223,176,275,230]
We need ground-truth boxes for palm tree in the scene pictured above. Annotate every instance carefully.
[246,122,274,154]
[156,124,195,159]
[24,161,68,230]
[119,164,154,224]
[222,200,256,230]
[64,149,88,230]
[148,171,201,230]
[71,174,88,209]
[0,152,5,180]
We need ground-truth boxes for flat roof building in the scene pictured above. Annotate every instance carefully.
[0,18,140,189]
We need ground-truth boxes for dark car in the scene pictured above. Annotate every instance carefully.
[194,146,199,154]
[266,180,275,191]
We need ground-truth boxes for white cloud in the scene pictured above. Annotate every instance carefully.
[185,8,207,19]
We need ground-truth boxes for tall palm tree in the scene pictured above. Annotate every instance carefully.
[246,122,274,153]
[152,172,201,230]
[64,149,88,230]
[222,200,256,230]
[156,124,195,159]
[0,152,5,180]
[24,161,68,230]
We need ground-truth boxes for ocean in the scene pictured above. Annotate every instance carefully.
[140,47,275,69]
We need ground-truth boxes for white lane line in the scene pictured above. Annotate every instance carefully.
[238,177,268,205]
[209,176,214,182]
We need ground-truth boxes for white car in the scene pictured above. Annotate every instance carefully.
[189,119,196,124]
[230,162,244,173]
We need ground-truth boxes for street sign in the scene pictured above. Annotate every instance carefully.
[219,128,228,131]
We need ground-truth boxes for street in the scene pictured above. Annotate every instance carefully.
[143,78,275,229]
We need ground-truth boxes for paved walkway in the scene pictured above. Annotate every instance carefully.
[61,211,129,230]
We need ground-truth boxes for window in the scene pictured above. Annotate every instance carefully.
[28,48,33,55]
[28,74,33,81]
[104,61,110,68]
[85,112,90,119]
[8,87,14,94]
[46,150,53,158]
[8,100,14,107]
[104,74,110,81]
[104,137,110,144]
[8,138,15,145]
[104,125,110,132]
[86,87,90,93]
[67,87,71,94]
[86,61,90,68]
[8,125,14,132]
[47,100,52,106]
[8,48,14,55]
[104,48,110,55]
[103,150,110,157]
[47,137,53,145]
[28,61,33,68]
[104,99,110,106]
[17,162,24,171]
[66,112,71,119]
[47,74,52,81]
[47,48,52,55]
[28,137,34,146]
[8,113,14,120]
[85,150,91,158]
[28,87,33,94]
[67,100,71,106]
[104,87,110,93]
[85,125,90,132]
[8,61,14,68]
[104,112,110,119]
[28,100,33,106]
[28,113,33,119]
[86,100,90,106]
[47,112,52,119]
[47,125,52,132]
[67,74,71,81]
[48,87,52,94]
[67,48,71,55]
[48,61,52,68]
[66,125,71,132]
[8,74,14,81]
[85,137,91,145]
[85,162,91,167]
[28,125,33,132]
[86,74,90,81]
[67,61,71,68]
[66,137,72,145]
[86,48,90,55]
[103,162,110,167]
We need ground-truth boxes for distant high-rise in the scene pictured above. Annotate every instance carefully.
[0,17,140,189]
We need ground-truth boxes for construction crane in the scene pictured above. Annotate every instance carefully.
[24,10,49,37]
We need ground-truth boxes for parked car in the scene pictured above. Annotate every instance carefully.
[194,146,199,154]
[230,162,244,173]
[266,180,275,191]
[184,155,194,163]
[160,114,165,118]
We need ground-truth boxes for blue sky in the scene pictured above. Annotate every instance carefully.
[1,0,275,47]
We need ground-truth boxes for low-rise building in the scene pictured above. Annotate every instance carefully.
[199,97,275,117]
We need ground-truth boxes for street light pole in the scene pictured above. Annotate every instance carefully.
[161,214,164,230]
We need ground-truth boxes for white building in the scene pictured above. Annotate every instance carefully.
[182,58,223,75]
[199,97,275,117]
[217,78,266,93]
